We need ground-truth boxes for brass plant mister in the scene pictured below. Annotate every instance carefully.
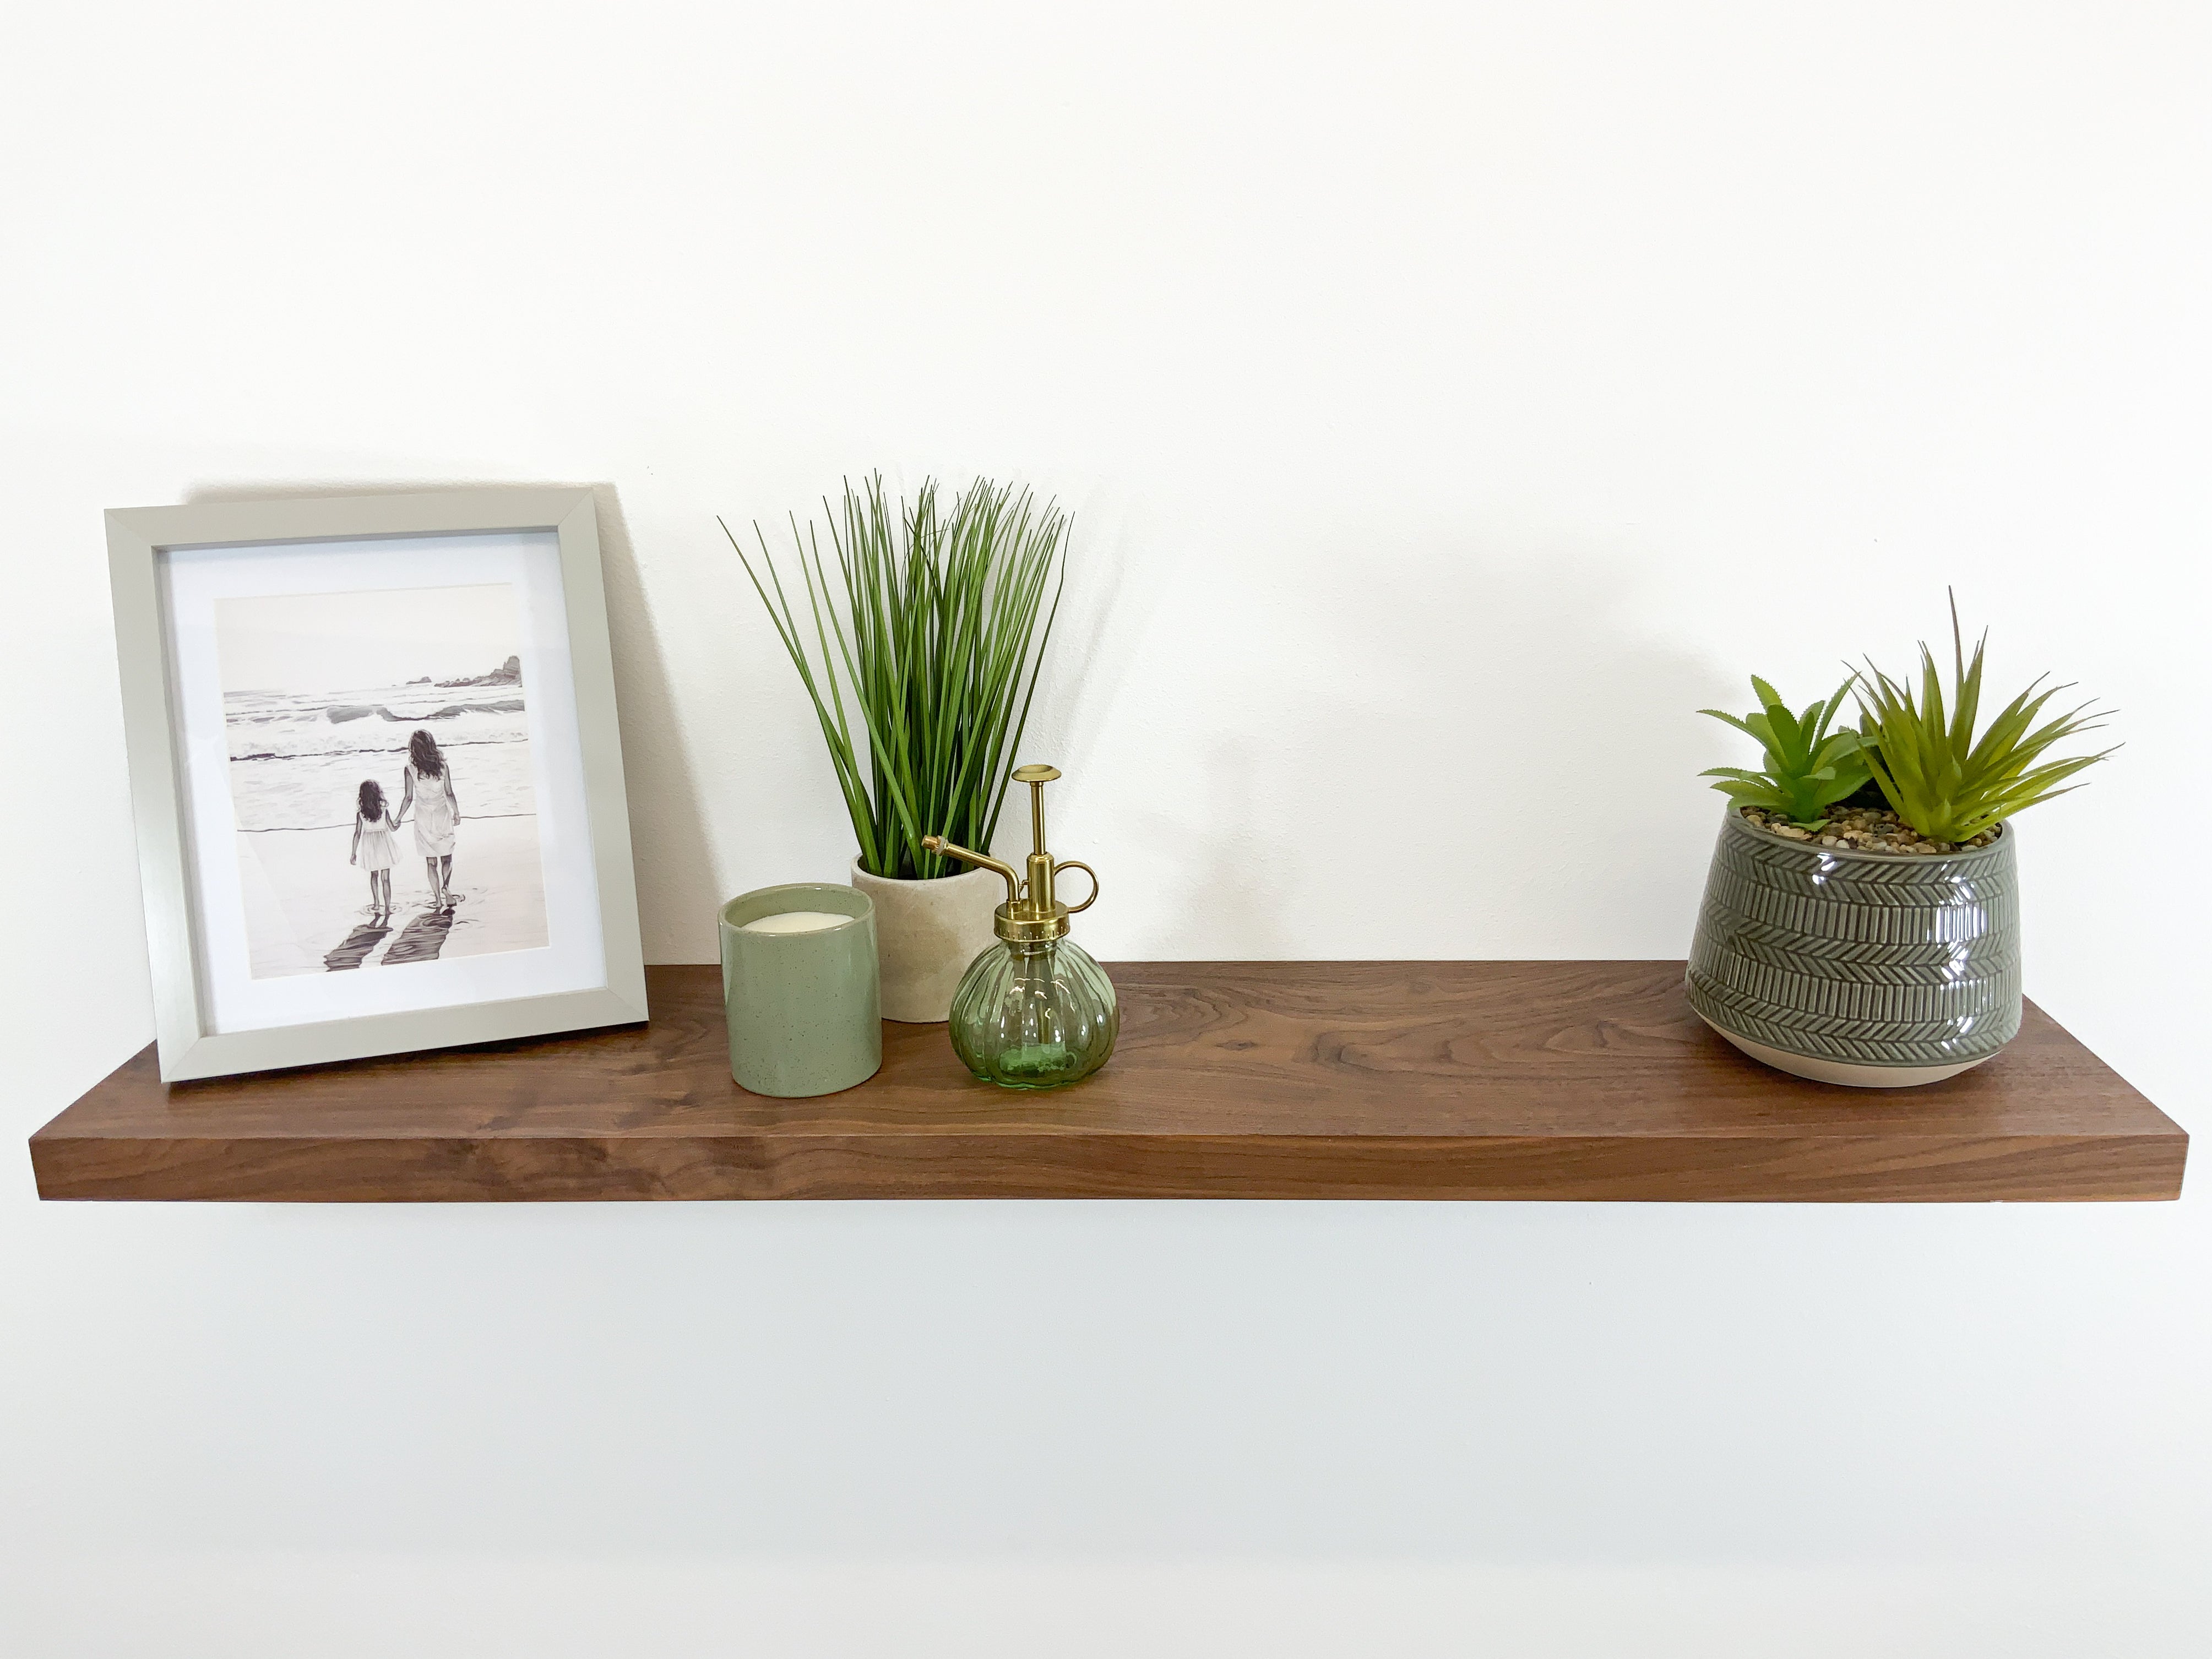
[923,764,1118,1088]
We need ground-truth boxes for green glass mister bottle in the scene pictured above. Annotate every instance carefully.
[923,764,1118,1089]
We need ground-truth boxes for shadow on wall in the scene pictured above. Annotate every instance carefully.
[1013,480,1165,784]
[178,479,716,967]
[1167,741,1304,960]
[979,478,1170,931]
[1138,519,1722,959]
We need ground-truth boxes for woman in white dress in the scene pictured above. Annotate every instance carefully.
[396,728,461,910]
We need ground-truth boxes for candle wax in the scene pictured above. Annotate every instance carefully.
[740,910,852,935]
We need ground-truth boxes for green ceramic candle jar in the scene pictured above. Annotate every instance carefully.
[718,883,882,1097]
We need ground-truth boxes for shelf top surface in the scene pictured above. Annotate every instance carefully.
[37,961,2176,1145]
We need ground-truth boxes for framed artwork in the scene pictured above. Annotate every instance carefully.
[106,487,648,1080]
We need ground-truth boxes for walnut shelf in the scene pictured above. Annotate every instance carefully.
[28,963,2185,1203]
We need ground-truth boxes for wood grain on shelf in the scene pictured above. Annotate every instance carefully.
[28,962,2186,1203]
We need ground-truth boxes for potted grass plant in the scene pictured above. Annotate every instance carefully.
[726,475,1067,1021]
[1687,599,2113,1086]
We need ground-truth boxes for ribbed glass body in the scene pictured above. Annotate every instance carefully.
[946,937,1119,1089]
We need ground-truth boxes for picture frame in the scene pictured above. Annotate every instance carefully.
[106,487,648,1080]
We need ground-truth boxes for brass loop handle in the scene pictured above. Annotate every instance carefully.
[1053,859,1099,913]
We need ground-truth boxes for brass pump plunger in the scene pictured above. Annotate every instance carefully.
[923,764,1099,944]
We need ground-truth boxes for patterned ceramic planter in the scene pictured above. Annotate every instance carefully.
[1686,808,2021,1087]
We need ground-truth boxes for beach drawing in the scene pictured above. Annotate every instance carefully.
[212,583,551,978]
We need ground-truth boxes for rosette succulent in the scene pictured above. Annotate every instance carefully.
[1699,676,1871,831]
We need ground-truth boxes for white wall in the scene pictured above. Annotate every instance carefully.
[4,3,2208,1652]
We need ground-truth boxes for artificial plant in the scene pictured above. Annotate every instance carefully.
[1851,596,2113,844]
[1699,676,1872,830]
[726,474,1067,879]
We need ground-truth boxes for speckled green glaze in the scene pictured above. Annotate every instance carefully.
[1687,808,2021,1080]
[719,884,882,1098]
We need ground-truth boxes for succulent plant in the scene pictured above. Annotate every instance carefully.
[1699,676,1872,830]
[1852,597,2113,845]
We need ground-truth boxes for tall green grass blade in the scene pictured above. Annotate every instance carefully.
[732,474,1070,879]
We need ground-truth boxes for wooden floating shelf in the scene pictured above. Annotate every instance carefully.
[28,963,2185,1204]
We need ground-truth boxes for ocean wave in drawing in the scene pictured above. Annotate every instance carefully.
[223,682,537,832]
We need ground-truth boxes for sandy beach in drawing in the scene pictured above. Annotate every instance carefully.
[235,814,548,978]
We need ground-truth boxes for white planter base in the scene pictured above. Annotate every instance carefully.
[849,860,1003,1024]
[1699,1015,1997,1088]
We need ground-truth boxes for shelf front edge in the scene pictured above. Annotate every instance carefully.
[29,1126,2186,1204]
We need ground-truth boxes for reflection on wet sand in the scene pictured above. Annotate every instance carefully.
[323,902,459,971]
[322,921,390,971]
[380,905,456,966]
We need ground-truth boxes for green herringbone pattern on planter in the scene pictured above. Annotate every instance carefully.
[1686,809,2021,1070]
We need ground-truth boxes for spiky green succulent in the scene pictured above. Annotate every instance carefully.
[1851,598,2113,845]
[1699,676,1872,830]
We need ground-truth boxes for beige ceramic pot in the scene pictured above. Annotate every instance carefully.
[849,859,1003,1022]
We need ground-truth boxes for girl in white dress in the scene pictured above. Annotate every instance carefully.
[348,778,400,918]
[397,728,461,910]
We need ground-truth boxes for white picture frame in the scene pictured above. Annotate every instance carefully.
[106,487,648,1080]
